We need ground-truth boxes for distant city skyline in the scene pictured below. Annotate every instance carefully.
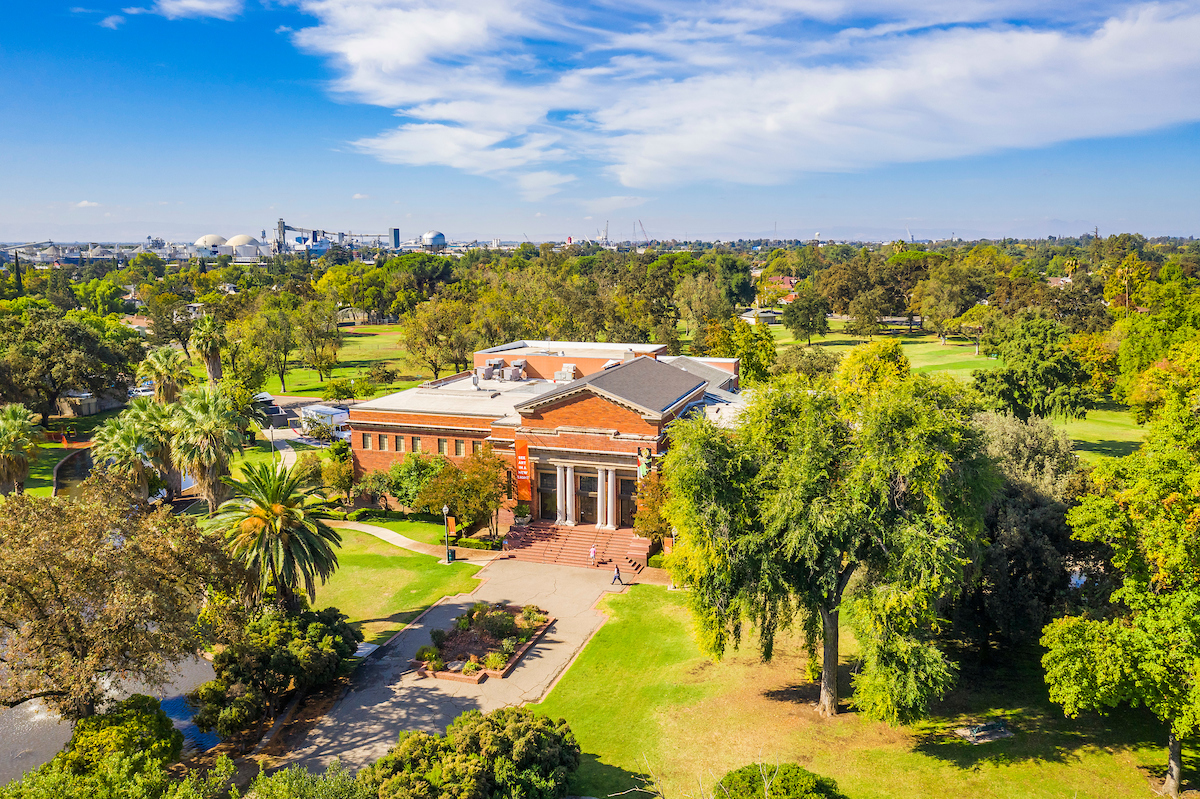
[3,2,1200,242]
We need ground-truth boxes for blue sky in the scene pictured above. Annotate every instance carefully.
[3,0,1200,243]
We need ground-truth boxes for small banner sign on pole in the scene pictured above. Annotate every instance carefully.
[515,440,532,500]
[447,516,456,535]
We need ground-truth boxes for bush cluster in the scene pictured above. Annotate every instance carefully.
[716,763,846,799]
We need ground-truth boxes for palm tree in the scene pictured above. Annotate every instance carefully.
[0,404,42,495]
[124,397,181,499]
[210,460,342,612]
[91,415,152,498]
[138,345,193,405]
[190,315,226,385]
[172,385,243,515]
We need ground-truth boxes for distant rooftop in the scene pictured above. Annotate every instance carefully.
[476,340,664,360]
[353,373,559,418]
[515,356,707,419]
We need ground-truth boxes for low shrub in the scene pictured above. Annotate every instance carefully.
[461,662,481,676]
[430,629,447,648]
[648,553,665,569]
[415,645,439,662]
[470,601,491,619]
[501,637,517,656]
[716,763,847,799]
[59,695,182,773]
[426,656,446,672]
[483,652,508,671]
[455,615,471,632]
[454,538,501,550]
[480,610,517,640]
[521,605,540,621]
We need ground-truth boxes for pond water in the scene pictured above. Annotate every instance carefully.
[0,657,217,785]
[53,449,92,498]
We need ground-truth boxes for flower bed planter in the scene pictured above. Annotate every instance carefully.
[412,604,555,683]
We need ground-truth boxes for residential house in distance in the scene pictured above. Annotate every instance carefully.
[348,340,743,570]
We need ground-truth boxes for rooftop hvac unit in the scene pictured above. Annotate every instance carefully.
[479,366,494,380]
[504,367,523,381]
[486,358,505,367]
[512,358,528,368]
[553,370,573,381]
[561,363,577,378]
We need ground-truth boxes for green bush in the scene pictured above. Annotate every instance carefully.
[357,707,579,799]
[430,628,447,648]
[454,538,501,550]
[648,553,665,569]
[243,761,370,799]
[716,763,846,799]
[461,662,481,676]
[415,645,439,662]
[480,610,517,640]
[483,651,508,670]
[470,601,492,619]
[426,656,445,672]
[501,637,517,656]
[59,695,182,773]
[521,604,541,621]
[0,752,235,799]
[455,615,471,631]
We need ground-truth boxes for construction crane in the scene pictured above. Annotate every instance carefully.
[639,220,650,246]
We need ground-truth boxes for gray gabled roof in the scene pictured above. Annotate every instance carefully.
[513,356,707,418]
[659,355,738,391]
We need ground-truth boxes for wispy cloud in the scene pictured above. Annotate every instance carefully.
[99,14,124,28]
[75,200,100,208]
[276,0,1200,193]
[352,193,370,199]
[136,0,243,19]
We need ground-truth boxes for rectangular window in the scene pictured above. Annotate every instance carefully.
[578,475,598,493]
[412,437,421,453]
[455,439,465,457]
[472,441,483,455]
[438,438,448,455]
[378,434,388,451]
[395,435,405,453]
[539,472,558,491]
[362,432,371,449]
[619,478,637,496]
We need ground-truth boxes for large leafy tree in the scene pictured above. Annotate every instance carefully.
[667,363,993,721]
[171,384,244,514]
[211,460,342,612]
[973,315,1097,421]
[292,300,342,382]
[1041,397,1200,797]
[780,282,830,346]
[0,403,42,495]
[0,307,144,425]
[701,317,776,383]
[0,480,233,720]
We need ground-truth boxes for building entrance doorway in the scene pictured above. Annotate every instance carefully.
[577,474,598,524]
[619,478,637,528]
[538,472,557,521]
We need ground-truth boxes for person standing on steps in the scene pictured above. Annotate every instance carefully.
[612,563,622,585]
[589,543,597,568]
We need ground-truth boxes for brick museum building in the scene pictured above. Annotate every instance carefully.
[347,340,743,568]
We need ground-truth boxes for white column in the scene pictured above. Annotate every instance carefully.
[555,464,566,524]
[596,468,607,531]
[564,464,576,525]
[607,468,618,528]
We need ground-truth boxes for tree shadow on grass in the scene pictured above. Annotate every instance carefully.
[570,752,649,799]
[1073,438,1142,459]
[760,663,857,714]
[913,645,1167,773]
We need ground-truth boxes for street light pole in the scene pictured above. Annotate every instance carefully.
[443,504,450,563]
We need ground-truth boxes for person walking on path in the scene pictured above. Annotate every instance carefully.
[589,544,597,568]
[612,564,622,585]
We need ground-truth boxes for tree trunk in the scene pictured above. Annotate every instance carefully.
[206,355,223,385]
[1165,731,1182,798]
[817,605,839,716]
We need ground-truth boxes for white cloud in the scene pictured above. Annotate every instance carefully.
[352,192,370,199]
[74,200,100,208]
[281,0,1200,191]
[275,25,293,33]
[146,0,243,19]
[99,14,124,28]
[517,171,576,201]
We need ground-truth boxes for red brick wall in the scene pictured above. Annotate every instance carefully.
[521,394,660,437]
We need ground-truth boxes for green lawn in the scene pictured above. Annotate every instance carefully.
[312,529,480,646]
[536,586,1186,799]
[362,518,455,548]
[228,436,330,478]
[26,443,69,497]
[1053,402,1148,465]
[189,324,431,399]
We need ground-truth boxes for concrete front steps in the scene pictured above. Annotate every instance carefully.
[505,522,645,574]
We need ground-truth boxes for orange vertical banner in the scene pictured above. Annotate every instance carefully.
[515,440,531,500]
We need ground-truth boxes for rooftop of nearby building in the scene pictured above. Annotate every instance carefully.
[353,373,561,418]
[514,356,708,418]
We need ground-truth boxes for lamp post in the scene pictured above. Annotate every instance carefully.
[443,504,450,563]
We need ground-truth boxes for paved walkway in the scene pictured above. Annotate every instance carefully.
[286,558,627,773]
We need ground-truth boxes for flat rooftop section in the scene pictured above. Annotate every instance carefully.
[352,374,560,418]
[476,340,665,360]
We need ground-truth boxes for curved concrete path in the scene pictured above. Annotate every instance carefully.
[286,558,627,773]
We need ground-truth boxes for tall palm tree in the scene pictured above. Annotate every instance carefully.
[123,397,181,498]
[172,385,243,515]
[210,460,341,612]
[91,415,152,498]
[0,404,42,495]
[190,314,226,385]
[137,346,193,405]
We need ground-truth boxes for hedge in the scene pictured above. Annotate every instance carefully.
[454,538,502,551]
[346,508,444,524]
[648,553,666,569]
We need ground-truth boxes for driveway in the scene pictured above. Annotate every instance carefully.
[287,558,626,773]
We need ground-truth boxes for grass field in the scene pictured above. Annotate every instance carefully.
[536,586,1186,799]
[1054,402,1148,465]
[311,529,480,646]
[25,443,69,497]
[361,518,454,548]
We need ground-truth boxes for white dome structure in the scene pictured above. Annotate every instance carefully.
[421,230,447,252]
[195,234,227,247]
[226,234,260,247]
